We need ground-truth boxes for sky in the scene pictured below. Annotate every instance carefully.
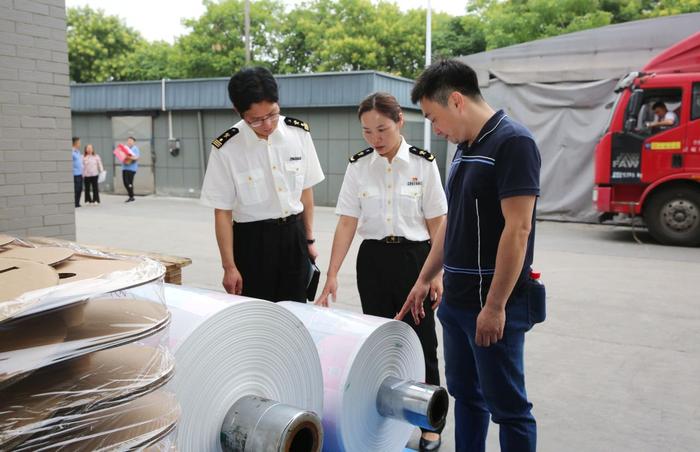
[65,0,469,43]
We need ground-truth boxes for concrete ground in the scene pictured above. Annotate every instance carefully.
[76,194,700,452]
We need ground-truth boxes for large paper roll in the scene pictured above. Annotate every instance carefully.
[279,302,425,452]
[160,285,324,451]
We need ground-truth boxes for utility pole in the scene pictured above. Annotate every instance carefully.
[245,0,251,64]
[423,0,432,151]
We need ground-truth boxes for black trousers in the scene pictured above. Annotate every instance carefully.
[356,239,443,433]
[73,175,83,207]
[233,215,310,303]
[122,170,135,198]
[84,175,100,203]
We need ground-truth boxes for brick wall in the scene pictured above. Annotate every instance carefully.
[0,0,75,239]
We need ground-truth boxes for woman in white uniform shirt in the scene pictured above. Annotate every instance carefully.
[316,92,447,451]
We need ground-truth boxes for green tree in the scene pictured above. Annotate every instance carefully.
[279,0,449,78]
[472,0,614,50]
[67,6,144,82]
[433,13,487,59]
[123,41,184,81]
[463,0,700,52]
[175,0,285,78]
[645,0,700,16]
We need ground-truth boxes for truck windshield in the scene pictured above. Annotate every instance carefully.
[604,93,622,133]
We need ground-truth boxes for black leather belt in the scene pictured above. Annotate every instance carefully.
[237,213,301,226]
[261,213,301,225]
[372,236,429,244]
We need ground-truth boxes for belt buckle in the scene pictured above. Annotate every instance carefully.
[385,235,400,244]
[278,216,289,224]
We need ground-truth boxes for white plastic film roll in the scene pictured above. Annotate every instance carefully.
[160,285,324,451]
[279,302,425,452]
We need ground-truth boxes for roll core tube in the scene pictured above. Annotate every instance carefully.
[220,395,323,452]
[376,376,449,430]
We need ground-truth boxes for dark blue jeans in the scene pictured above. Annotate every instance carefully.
[438,288,537,452]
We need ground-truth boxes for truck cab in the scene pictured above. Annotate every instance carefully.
[594,33,700,246]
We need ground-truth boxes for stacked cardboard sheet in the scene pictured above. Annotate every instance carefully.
[0,236,180,451]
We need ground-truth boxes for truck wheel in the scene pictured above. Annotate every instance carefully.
[644,185,700,246]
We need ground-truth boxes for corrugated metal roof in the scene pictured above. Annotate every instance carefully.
[70,71,418,113]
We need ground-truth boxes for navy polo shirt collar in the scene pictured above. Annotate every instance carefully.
[462,109,507,150]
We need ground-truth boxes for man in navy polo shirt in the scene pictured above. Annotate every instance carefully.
[397,59,542,452]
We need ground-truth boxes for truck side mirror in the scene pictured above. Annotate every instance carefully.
[624,89,644,131]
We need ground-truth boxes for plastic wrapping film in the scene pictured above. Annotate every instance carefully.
[0,236,179,450]
[279,302,425,452]
[136,284,325,451]
[0,342,175,449]
[0,235,166,322]
[0,288,171,388]
[10,389,180,451]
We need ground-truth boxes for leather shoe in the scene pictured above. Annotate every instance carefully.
[419,434,441,451]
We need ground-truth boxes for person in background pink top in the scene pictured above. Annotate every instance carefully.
[82,144,104,205]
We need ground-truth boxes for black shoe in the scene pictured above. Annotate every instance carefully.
[75,204,81,208]
[419,434,441,451]
[125,197,135,203]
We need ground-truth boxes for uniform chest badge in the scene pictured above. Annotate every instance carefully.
[407,177,422,186]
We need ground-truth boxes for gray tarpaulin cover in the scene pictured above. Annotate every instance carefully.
[454,13,700,221]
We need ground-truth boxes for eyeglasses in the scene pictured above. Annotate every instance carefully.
[246,110,280,128]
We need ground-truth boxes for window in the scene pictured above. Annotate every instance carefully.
[692,83,700,121]
[627,88,682,135]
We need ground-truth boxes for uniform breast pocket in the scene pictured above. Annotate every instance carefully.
[235,168,269,205]
[399,185,422,217]
[358,186,381,216]
[285,161,305,193]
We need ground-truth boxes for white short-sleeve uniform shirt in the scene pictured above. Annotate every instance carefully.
[335,137,448,241]
[200,116,325,223]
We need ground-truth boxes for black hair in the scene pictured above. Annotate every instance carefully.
[652,101,667,111]
[127,136,136,141]
[411,59,482,106]
[72,136,80,145]
[227,67,279,115]
[358,92,402,123]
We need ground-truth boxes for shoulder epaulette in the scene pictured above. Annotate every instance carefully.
[284,116,310,132]
[409,146,435,162]
[211,127,239,149]
[349,147,373,163]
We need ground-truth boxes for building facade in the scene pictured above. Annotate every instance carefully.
[0,0,74,239]
[70,72,447,207]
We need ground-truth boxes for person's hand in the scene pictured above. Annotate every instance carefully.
[475,304,506,347]
[124,157,132,164]
[429,276,443,310]
[222,267,243,295]
[307,242,319,262]
[315,275,337,307]
[395,278,430,324]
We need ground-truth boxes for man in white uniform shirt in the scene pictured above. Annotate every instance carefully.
[200,67,324,302]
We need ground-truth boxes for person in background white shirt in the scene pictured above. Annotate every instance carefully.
[315,92,447,451]
[646,101,678,130]
[200,67,324,302]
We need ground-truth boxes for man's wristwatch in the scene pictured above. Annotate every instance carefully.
[307,239,316,244]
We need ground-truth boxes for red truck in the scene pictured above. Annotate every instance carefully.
[594,32,700,246]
